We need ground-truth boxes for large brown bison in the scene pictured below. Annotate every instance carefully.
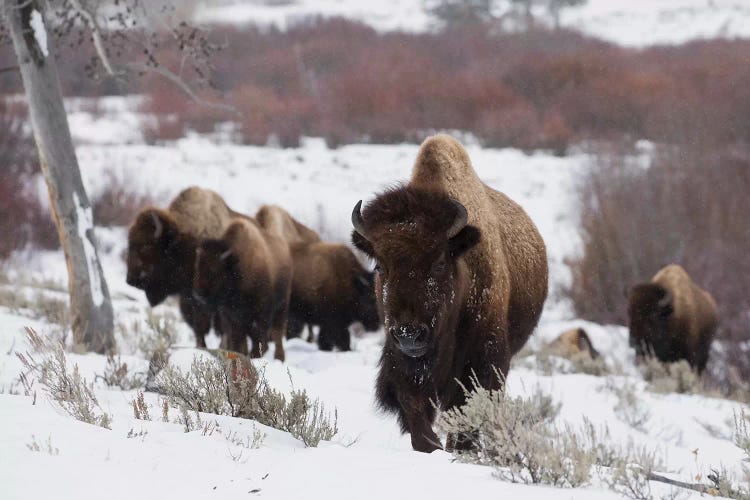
[288,241,380,351]
[351,134,548,452]
[193,218,293,361]
[256,205,380,349]
[628,264,717,372]
[126,187,246,347]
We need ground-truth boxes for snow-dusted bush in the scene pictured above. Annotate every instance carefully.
[96,354,145,391]
[640,358,702,395]
[513,348,613,377]
[436,377,597,487]
[17,328,111,429]
[159,355,337,447]
[607,379,651,432]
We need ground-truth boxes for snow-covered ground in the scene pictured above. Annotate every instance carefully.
[1,100,747,499]
[192,0,750,47]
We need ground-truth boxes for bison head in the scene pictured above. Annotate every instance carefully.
[193,239,239,307]
[126,209,184,306]
[627,283,674,357]
[351,188,481,358]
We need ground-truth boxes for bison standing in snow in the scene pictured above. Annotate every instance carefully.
[193,218,293,361]
[257,204,380,349]
[126,187,248,347]
[351,134,548,452]
[287,241,380,351]
[628,264,717,372]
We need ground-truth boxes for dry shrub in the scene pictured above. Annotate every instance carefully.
[436,377,594,487]
[92,173,157,227]
[96,353,145,390]
[17,327,112,429]
[640,358,702,396]
[158,354,337,447]
[0,100,59,259]
[438,376,676,493]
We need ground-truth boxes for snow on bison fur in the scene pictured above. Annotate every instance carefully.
[126,187,248,348]
[351,134,548,452]
[193,218,293,361]
[628,264,717,373]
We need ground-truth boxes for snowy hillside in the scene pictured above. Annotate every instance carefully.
[192,0,750,47]
[1,100,748,500]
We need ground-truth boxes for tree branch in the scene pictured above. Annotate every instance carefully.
[67,0,115,76]
[0,65,20,74]
[647,472,716,495]
[125,62,239,115]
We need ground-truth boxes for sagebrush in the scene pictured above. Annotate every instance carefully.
[158,355,337,447]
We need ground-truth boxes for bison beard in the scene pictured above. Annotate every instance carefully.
[351,134,548,453]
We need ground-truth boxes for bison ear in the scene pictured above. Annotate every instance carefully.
[351,230,375,257]
[448,225,481,258]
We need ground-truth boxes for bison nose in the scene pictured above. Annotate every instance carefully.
[389,323,429,358]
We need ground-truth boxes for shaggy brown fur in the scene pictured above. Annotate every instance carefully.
[126,187,246,347]
[288,241,380,351]
[193,219,292,361]
[545,328,599,359]
[256,204,321,341]
[628,264,717,372]
[256,204,321,244]
[351,134,548,452]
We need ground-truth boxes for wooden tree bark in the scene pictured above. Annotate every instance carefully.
[7,0,115,353]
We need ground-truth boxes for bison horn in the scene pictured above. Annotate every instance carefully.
[351,200,367,238]
[220,249,233,261]
[446,200,468,239]
[658,291,672,309]
[150,212,163,239]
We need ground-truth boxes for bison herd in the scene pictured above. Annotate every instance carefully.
[126,134,719,452]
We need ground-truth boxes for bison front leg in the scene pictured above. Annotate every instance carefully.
[220,311,249,356]
[269,303,288,362]
[179,295,212,348]
[397,392,441,453]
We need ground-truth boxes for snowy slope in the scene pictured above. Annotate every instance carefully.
[1,100,747,499]
[192,0,750,47]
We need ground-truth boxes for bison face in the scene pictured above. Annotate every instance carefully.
[193,240,238,307]
[126,209,180,306]
[627,284,674,357]
[351,189,481,359]
[353,271,381,332]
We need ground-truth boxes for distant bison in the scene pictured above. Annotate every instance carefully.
[256,204,321,245]
[126,187,247,347]
[628,264,717,372]
[256,204,320,341]
[288,241,380,351]
[351,134,548,452]
[256,205,380,348]
[545,327,599,360]
[193,218,292,361]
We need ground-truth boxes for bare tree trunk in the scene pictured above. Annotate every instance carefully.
[7,0,114,353]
